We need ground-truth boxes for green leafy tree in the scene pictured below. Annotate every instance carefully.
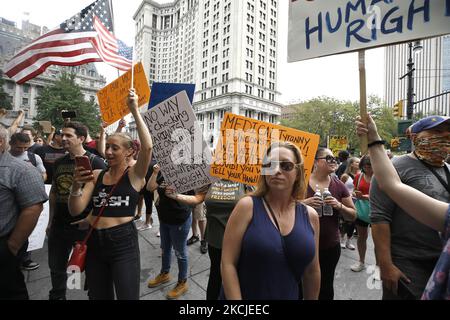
[281,95,397,154]
[0,70,13,110]
[35,72,101,134]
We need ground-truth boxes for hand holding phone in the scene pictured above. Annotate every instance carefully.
[75,156,92,173]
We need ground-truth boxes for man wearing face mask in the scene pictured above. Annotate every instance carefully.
[370,115,450,300]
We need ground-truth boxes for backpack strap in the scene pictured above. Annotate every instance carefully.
[27,151,37,167]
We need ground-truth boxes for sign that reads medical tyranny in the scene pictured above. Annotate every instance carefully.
[288,0,450,62]
[211,113,320,186]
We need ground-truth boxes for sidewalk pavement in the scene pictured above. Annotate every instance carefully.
[25,210,382,300]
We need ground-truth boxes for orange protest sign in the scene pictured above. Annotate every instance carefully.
[210,113,320,186]
[97,62,151,126]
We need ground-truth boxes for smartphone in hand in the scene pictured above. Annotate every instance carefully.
[397,278,416,300]
[74,156,92,173]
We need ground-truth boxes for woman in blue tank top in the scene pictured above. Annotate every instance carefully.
[221,142,321,300]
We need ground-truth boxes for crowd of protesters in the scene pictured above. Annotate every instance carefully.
[1,99,449,300]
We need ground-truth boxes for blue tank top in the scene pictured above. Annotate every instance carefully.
[237,196,315,300]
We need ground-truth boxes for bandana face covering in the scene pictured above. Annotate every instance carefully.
[414,135,450,167]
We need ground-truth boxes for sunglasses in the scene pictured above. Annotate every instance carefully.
[316,155,338,163]
[262,161,300,172]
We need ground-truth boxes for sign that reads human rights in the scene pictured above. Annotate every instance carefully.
[288,0,450,62]
[211,113,320,186]
[142,90,214,194]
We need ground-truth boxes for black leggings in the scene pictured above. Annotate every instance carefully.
[318,244,341,300]
[86,221,140,300]
[207,245,222,300]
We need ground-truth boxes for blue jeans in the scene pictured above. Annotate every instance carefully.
[160,214,192,281]
[86,221,140,300]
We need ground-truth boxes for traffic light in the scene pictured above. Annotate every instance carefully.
[393,100,404,118]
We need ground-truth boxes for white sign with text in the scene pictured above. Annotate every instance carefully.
[142,91,214,193]
[288,0,450,62]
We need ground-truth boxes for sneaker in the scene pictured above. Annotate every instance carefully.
[156,231,160,237]
[147,272,171,288]
[138,224,152,231]
[345,240,356,250]
[351,262,366,272]
[200,240,208,254]
[340,241,346,249]
[166,280,188,300]
[186,235,200,246]
[22,260,40,271]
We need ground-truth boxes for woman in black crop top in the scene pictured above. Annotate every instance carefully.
[68,90,153,300]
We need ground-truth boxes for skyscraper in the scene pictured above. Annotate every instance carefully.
[134,0,282,146]
[384,36,450,117]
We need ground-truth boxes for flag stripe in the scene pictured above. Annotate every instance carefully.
[91,16,132,71]
[5,42,95,75]
[92,39,131,70]
[7,47,99,78]
[17,56,102,84]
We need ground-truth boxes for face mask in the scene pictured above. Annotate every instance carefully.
[414,136,450,167]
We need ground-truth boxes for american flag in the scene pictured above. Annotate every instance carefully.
[91,16,132,71]
[4,0,131,84]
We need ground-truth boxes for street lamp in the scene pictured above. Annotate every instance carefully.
[400,41,422,119]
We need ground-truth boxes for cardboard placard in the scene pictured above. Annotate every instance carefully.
[211,113,320,186]
[0,110,24,129]
[97,62,151,126]
[288,0,450,62]
[328,135,349,157]
[39,121,52,134]
[142,91,214,194]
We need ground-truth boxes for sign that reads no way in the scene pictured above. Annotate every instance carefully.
[288,0,450,62]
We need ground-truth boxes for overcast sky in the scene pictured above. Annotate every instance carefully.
[2,0,385,104]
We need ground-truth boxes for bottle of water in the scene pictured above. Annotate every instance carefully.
[322,187,334,216]
[313,185,323,217]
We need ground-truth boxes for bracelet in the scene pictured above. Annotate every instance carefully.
[70,186,83,197]
[368,140,386,148]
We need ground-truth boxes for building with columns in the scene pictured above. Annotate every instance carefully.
[0,17,106,125]
[384,36,450,117]
[134,0,282,146]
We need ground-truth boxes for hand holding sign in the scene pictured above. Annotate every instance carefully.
[127,89,139,113]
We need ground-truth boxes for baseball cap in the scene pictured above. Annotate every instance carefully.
[411,115,450,134]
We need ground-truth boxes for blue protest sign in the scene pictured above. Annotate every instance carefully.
[148,83,195,109]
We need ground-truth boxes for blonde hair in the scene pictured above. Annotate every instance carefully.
[253,141,306,200]
[108,133,134,150]
[344,157,360,176]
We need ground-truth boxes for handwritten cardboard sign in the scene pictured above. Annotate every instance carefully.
[97,62,151,126]
[210,113,320,186]
[328,135,349,157]
[288,0,450,62]
[142,91,214,193]
[0,110,24,129]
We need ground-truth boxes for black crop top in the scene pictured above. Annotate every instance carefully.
[91,170,140,218]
